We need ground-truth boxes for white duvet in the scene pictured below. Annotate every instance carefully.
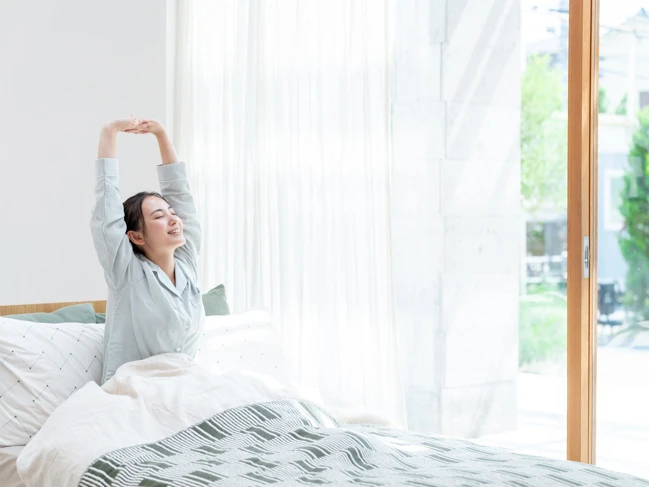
[15,353,305,487]
[16,353,394,487]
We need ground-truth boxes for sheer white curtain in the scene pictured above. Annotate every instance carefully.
[174,0,404,424]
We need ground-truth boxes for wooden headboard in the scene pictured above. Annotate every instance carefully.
[0,300,107,316]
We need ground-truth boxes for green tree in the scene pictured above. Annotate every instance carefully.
[619,106,649,321]
[599,86,608,113]
[615,94,628,115]
[520,55,568,213]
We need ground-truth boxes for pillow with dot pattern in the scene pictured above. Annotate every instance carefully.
[195,308,292,383]
[0,316,104,447]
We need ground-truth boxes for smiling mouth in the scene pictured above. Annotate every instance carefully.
[168,229,182,235]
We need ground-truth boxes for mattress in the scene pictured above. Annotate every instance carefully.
[0,446,25,487]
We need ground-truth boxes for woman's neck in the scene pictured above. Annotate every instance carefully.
[146,251,176,285]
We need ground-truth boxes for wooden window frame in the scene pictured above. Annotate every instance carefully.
[567,0,599,464]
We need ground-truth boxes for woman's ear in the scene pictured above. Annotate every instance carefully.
[127,230,145,246]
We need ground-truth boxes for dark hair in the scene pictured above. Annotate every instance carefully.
[123,191,170,256]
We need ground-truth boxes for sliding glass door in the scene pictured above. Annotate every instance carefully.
[476,2,649,479]
[393,1,646,478]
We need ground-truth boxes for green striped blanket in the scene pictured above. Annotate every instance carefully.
[78,400,649,486]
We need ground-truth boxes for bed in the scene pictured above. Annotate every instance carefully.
[1,301,648,487]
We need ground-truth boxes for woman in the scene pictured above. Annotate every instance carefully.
[91,116,205,384]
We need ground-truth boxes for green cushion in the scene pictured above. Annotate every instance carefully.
[93,284,230,323]
[7,303,97,324]
[202,284,231,316]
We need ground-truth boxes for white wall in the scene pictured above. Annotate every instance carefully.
[0,0,170,305]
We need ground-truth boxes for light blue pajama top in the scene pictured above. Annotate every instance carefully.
[90,158,205,384]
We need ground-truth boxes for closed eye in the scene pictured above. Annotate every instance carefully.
[150,206,175,218]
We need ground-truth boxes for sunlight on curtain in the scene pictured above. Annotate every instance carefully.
[174,0,404,423]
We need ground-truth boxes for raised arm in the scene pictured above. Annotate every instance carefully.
[128,119,202,281]
[90,119,140,289]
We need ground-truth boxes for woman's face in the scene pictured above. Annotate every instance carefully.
[139,196,185,253]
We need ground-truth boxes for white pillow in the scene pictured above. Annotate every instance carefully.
[0,316,104,447]
[195,309,291,382]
